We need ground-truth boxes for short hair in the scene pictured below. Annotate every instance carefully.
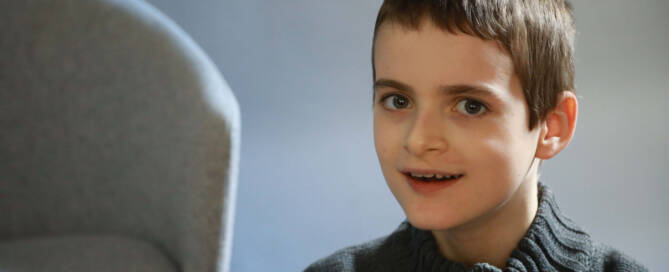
[372,0,576,130]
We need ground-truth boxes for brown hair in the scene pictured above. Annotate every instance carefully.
[372,0,576,129]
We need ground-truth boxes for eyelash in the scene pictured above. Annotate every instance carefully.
[378,93,489,117]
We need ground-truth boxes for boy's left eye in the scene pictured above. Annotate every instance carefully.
[455,98,487,116]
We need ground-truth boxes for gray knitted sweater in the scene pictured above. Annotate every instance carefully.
[305,184,648,272]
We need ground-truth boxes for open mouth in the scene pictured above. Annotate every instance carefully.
[402,171,464,194]
[404,172,464,182]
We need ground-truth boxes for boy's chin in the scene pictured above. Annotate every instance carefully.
[406,212,465,231]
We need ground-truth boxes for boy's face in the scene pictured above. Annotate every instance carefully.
[373,20,542,231]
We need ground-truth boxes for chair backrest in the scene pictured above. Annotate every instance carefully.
[0,0,241,271]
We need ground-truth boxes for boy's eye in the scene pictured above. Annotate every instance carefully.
[381,94,411,110]
[455,98,487,116]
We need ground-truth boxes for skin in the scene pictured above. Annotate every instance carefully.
[372,18,578,269]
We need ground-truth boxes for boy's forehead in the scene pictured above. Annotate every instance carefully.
[373,20,517,97]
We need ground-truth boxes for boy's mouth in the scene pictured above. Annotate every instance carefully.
[400,168,465,182]
[406,172,464,182]
[402,171,464,194]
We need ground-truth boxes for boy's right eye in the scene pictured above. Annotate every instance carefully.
[381,94,411,110]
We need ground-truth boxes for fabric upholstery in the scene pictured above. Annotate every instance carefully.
[0,235,178,272]
[0,0,241,271]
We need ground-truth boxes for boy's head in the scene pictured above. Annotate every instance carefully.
[371,0,578,231]
[372,0,576,130]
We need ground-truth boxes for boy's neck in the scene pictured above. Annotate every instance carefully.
[430,175,539,269]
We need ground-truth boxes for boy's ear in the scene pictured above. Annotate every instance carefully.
[535,91,578,160]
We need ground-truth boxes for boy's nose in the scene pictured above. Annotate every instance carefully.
[403,109,448,157]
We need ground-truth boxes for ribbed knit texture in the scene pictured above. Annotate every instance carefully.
[305,183,648,272]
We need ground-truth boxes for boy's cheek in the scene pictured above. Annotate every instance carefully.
[374,125,405,153]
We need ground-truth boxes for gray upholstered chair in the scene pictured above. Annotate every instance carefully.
[0,0,240,271]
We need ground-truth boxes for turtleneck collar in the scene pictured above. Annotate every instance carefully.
[408,182,593,272]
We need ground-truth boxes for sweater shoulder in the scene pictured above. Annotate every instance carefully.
[303,222,413,272]
[589,242,648,272]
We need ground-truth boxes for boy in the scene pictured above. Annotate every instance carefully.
[305,0,648,271]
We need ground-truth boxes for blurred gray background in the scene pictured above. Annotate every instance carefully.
[145,0,668,271]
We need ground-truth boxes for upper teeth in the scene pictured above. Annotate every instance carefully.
[410,173,459,179]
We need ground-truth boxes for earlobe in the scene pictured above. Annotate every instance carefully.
[535,91,578,160]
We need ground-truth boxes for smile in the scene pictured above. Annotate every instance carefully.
[408,172,464,182]
[402,171,464,194]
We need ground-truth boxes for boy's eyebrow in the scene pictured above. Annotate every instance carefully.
[373,78,503,102]
[373,79,414,93]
